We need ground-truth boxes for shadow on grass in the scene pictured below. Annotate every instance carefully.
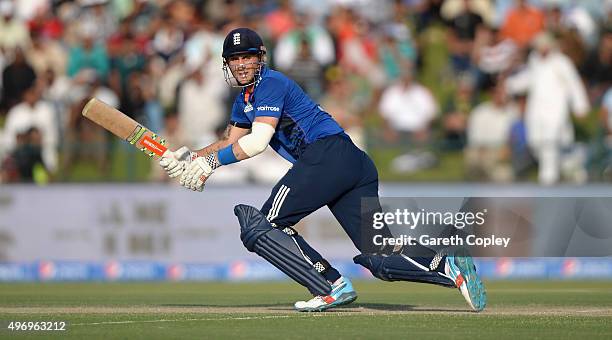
[159,303,289,308]
[159,302,469,313]
[352,303,470,313]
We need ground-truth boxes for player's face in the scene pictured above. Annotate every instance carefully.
[227,53,260,85]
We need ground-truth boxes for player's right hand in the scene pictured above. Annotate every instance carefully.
[159,146,197,178]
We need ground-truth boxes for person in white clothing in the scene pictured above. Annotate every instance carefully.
[506,32,590,185]
[2,84,58,173]
[378,63,439,173]
[177,64,228,149]
[379,63,438,144]
[465,81,517,181]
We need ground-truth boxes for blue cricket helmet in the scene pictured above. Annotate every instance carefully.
[222,27,266,59]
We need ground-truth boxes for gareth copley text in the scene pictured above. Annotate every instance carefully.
[372,234,511,248]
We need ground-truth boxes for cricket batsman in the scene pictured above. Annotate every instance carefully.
[159,28,486,312]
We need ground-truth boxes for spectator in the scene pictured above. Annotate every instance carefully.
[581,27,612,103]
[27,3,64,40]
[77,0,117,43]
[281,37,326,100]
[1,47,37,112]
[378,22,417,81]
[61,73,118,178]
[274,12,335,72]
[124,0,160,38]
[25,29,67,78]
[465,81,516,182]
[151,13,185,62]
[265,0,296,41]
[506,32,590,185]
[413,0,445,34]
[53,1,81,45]
[472,24,517,90]
[107,18,147,102]
[119,72,148,123]
[562,2,599,49]
[157,54,187,110]
[66,21,110,81]
[544,4,587,67]
[441,73,476,150]
[166,0,197,32]
[139,61,165,135]
[379,61,437,146]
[177,63,227,149]
[544,3,564,35]
[3,84,58,173]
[216,0,248,32]
[182,20,224,82]
[445,0,484,73]
[3,127,48,183]
[337,16,386,89]
[0,0,31,52]
[38,68,71,137]
[500,0,545,48]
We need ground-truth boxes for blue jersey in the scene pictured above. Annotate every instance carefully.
[229,67,344,163]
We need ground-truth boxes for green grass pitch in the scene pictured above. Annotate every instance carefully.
[0,280,611,339]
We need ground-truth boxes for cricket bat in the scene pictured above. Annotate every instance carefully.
[81,98,169,159]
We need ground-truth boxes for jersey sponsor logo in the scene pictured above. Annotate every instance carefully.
[233,33,240,45]
[244,103,253,113]
[257,105,280,112]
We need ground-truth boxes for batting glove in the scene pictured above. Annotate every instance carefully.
[179,153,220,192]
[159,146,197,178]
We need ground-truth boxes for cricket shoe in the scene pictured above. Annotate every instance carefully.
[294,276,357,312]
[444,247,487,312]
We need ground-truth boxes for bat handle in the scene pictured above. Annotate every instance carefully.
[140,134,168,158]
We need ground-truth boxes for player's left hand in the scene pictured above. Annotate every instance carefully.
[179,155,215,191]
[160,146,196,178]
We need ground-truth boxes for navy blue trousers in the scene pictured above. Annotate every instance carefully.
[260,134,378,282]
[260,133,442,285]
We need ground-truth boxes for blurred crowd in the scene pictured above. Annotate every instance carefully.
[0,0,610,185]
